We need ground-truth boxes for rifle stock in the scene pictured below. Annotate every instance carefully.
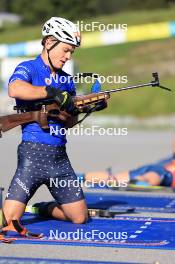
[0,112,35,132]
[0,102,74,136]
[0,110,49,136]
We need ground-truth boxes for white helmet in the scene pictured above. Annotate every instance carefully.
[42,17,81,47]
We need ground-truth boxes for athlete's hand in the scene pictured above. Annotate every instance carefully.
[45,86,75,113]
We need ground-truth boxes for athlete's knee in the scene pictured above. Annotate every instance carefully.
[71,212,88,224]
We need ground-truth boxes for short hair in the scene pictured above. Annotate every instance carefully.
[41,36,49,46]
[41,35,59,47]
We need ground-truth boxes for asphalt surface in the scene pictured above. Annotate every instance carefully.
[0,128,175,264]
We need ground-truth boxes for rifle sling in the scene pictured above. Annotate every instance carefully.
[72,105,98,126]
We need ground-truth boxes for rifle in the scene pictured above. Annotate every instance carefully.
[0,72,171,137]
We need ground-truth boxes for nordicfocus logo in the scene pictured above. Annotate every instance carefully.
[50,125,128,137]
[49,228,128,241]
[76,21,128,32]
[15,178,30,196]
[44,74,128,85]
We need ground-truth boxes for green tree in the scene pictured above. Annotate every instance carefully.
[1,0,172,25]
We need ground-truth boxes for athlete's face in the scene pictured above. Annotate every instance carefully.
[46,39,76,69]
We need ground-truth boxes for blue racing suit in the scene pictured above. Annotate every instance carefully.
[129,156,174,187]
[6,55,84,204]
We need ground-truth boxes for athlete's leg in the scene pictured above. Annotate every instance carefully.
[85,171,126,186]
[3,200,26,225]
[128,164,170,186]
[83,162,173,187]
[83,170,130,187]
[46,199,88,224]
[46,146,88,223]
[3,142,44,225]
[114,171,130,183]
[136,172,161,185]
[82,168,159,186]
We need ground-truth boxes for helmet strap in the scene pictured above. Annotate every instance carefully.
[47,40,60,71]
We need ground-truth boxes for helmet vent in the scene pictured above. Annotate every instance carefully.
[62,30,72,39]
[47,23,54,28]
[55,20,62,24]
[55,31,62,38]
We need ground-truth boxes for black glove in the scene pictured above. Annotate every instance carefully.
[46,86,75,113]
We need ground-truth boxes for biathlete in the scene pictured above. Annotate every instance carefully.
[82,155,175,187]
[2,17,107,230]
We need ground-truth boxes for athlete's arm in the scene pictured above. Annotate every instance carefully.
[9,79,76,114]
[8,80,47,100]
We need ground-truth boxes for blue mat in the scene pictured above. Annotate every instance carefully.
[0,256,136,264]
[85,192,175,213]
[3,213,175,250]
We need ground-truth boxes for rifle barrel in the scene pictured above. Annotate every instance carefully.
[99,81,158,94]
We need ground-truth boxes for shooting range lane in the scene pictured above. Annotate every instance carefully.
[0,256,139,264]
[2,211,175,250]
[85,191,175,213]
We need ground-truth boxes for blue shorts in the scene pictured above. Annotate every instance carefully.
[6,141,84,205]
[129,164,173,186]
